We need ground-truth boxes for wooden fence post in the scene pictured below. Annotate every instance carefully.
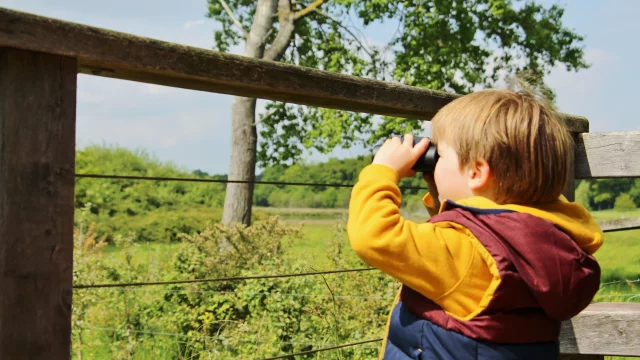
[0,48,77,359]
[562,132,579,202]
[559,130,603,360]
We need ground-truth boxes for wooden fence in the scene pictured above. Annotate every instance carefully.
[0,7,639,360]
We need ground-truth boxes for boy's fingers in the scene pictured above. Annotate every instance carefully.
[403,134,414,148]
[413,137,430,154]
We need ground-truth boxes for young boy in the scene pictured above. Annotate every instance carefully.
[348,89,603,360]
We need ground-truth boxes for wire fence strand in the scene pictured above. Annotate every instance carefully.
[75,173,429,191]
[600,279,640,286]
[73,267,377,289]
[94,287,395,300]
[261,338,383,360]
[80,326,382,349]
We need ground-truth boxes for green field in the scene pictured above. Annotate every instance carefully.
[101,208,640,298]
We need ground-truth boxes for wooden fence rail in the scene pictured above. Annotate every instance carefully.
[599,218,640,233]
[0,6,639,360]
[0,7,589,130]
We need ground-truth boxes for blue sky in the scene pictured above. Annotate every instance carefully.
[1,0,638,174]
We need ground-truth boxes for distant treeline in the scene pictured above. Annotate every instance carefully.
[75,145,638,242]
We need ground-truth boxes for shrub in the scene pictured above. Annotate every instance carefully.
[614,193,637,212]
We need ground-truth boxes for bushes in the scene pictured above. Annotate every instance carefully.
[614,193,637,211]
[72,216,394,359]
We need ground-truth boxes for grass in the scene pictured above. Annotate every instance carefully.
[99,207,640,285]
[591,208,640,221]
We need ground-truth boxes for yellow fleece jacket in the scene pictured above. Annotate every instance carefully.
[348,164,604,320]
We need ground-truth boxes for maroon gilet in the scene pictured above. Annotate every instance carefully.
[400,204,600,343]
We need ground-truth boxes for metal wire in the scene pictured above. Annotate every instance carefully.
[73,267,377,289]
[93,287,395,300]
[600,279,640,286]
[261,338,383,359]
[74,173,429,191]
[79,325,383,349]
[594,293,640,298]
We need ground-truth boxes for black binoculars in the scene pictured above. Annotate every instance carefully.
[372,135,439,172]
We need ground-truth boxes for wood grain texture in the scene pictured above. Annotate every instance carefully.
[563,132,578,202]
[0,7,589,131]
[575,132,640,178]
[0,48,76,359]
[559,302,640,357]
[598,218,640,233]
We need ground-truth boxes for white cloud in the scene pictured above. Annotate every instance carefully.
[183,19,205,29]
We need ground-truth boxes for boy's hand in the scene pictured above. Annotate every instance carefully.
[372,134,430,179]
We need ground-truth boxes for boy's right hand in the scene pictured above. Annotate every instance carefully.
[422,172,441,209]
[372,134,430,179]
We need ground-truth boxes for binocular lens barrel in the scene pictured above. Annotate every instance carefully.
[371,136,439,173]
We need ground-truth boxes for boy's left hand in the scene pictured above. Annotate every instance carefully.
[372,134,430,179]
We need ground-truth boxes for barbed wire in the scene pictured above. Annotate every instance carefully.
[75,173,429,191]
[80,325,381,349]
[73,267,377,289]
[94,287,395,300]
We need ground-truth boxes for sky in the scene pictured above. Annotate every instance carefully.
[1,0,638,175]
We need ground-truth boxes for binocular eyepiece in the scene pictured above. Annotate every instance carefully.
[372,135,439,173]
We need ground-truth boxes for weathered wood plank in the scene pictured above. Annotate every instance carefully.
[598,218,640,233]
[0,48,76,359]
[559,302,640,357]
[576,131,640,178]
[562,133,578,202]
[0,7,589,131]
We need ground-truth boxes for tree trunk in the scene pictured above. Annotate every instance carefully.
[222,96,257,225]
[222,0,277,226]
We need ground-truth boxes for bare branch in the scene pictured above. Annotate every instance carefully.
[255,107,279,125]
[294,0,325,20]
[263,0,296,61]
[218,0,249,38]
[314,9,374,58]
[260,28,274,47]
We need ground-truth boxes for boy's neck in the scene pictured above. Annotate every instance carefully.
[471,187,498,204]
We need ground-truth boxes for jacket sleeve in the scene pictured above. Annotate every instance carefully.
[347,164,489,306]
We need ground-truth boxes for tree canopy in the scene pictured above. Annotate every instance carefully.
[207,0,588,166]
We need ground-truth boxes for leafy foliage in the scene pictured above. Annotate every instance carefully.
[580,179,639,211]
[206,0,588,166]
[77,147,637,245]
[72,211,396,359]
[76,145,429,237]
[76,146,244,243]
[614,193,636,212]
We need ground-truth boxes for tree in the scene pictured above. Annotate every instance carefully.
[208,0,588,225]
[575,180,591,211]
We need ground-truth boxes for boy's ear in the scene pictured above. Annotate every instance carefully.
[467,158,492,191]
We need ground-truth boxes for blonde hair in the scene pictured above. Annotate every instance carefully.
[431,87,573,204]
